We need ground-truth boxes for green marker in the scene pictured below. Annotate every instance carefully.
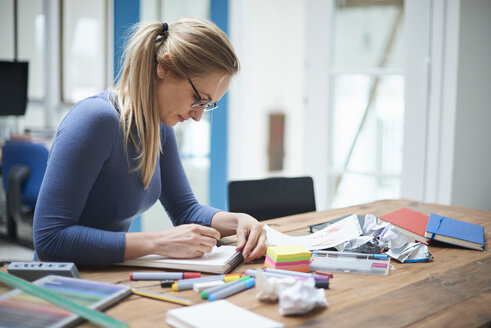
[0,271,128,328]
[200,275,251,299]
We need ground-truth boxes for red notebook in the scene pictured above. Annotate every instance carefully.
[379,207,430,245]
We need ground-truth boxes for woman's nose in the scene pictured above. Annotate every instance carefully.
[189,107,204,122]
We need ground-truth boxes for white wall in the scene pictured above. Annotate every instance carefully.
[229,0,307,181]
[451,0,491,210]
[403,0,491,211]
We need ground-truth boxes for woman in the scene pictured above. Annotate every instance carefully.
[33,18,267,266]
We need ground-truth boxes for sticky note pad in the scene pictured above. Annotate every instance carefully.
[265,245,311,272]
[266,245,311,262]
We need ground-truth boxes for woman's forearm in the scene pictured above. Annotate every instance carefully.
[124,231,157,259]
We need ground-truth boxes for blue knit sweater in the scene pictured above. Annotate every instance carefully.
[33,91,219,265]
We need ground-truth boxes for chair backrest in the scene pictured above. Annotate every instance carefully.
[228,176,316,221]
[1,140,49,207]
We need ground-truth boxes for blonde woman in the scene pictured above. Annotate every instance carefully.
[33,18,267,266]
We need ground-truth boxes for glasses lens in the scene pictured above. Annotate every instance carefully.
[203,103,218,112]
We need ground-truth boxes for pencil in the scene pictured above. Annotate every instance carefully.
[131,288,192,306]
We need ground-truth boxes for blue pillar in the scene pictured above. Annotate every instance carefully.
[209,0,229,210]
[114,0,140,81]
[114,0,141,232]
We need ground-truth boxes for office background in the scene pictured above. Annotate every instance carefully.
[0,0,489,234]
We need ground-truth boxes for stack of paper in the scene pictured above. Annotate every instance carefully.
[264,245,311,272]
[166,300,284,328]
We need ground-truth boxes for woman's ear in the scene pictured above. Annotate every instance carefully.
[156,63,166,79]
[156,53,170,79]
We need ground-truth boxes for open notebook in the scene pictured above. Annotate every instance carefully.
[116,246,244,274]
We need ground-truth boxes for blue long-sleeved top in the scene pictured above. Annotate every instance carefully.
[33,91,220,265]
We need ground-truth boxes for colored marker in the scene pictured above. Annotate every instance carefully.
[130,272,200,280]
[224,274,242,283]
[315,280,330,289]
[244,269,307,280]
[264,268,329,281]
[313,250,388,259]
[193,280,225,292]
[313,271,334,279]
[201,276,251,299]
[172,275,226,291]
[208,278,255,301]
[131,288,192,306]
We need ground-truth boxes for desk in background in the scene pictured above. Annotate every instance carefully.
[8,199,491,327]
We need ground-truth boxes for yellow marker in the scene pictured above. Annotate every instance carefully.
[224,275,241,283]
[131,288,192,306]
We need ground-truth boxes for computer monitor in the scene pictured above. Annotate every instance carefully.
[0,61,29,116]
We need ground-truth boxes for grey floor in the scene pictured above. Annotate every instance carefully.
[0,238,34,264]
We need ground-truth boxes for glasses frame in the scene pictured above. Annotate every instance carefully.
[186,77,218,112]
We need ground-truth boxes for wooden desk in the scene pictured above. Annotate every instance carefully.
[41,200,491,327]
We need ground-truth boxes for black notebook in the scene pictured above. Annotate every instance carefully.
[117,245,244,274]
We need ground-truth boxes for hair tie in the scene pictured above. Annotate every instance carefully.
[161,22,169,39]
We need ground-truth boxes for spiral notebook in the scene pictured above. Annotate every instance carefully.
[117,246,244,274]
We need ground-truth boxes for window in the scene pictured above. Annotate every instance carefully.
[62,0,109,103]
[327,0,405,208]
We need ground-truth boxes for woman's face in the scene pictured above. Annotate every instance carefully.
[156,66,231,127]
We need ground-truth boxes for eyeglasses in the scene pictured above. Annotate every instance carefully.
[187,77,218,112]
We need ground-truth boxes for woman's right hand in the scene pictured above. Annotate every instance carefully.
[125,224,220,260]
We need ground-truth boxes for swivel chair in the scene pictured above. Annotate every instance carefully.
[1,140,48,248]
[228,176,316,221]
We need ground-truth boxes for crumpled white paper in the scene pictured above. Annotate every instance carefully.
[254,269,328,315]
[278,278,328,315]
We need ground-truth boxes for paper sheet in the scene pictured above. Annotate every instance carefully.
[264,214,363,250]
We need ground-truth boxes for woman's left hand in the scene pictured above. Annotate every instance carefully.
[234,213,267,263]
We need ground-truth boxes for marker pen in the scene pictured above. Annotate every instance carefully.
[223,274,241,283]
[244,269,307,280]
[172,275,226,291]
[208,278,255,301]
[264,268,329,281]
[200,276,251,299]
[130,272,200,281]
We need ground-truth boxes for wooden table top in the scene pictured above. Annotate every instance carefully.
[5,199,491,327]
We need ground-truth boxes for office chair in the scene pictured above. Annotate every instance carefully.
[1,140,48,248]
[228,176,316,221]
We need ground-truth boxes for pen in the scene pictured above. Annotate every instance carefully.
[264,268,329,281]
[208,278,255,301]
[313,250,388,259]
[130,272,201,280]
[131,288,192,306]
[200,276,251,299]
[244,269,307,280]
[172,275,226,291]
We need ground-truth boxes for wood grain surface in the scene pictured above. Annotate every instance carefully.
[2,199,490,327]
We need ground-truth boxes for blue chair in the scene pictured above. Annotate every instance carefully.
[1,140,48,248]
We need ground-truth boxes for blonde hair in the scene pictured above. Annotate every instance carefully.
[114,17,239,189]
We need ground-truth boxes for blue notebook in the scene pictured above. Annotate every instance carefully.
[425,214,485,251]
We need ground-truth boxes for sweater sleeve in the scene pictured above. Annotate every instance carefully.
[33,96,126,266]
[159,125,221,226]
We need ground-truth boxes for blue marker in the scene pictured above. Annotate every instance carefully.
[201,276,251,299]
[208,278,255,301]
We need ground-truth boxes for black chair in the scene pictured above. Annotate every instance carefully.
[1,140,48,248]
[228,176,316,221]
